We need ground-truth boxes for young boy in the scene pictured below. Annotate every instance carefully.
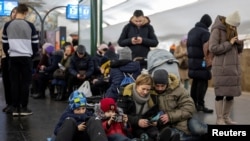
[100,98,136,141]
[54,90,108,141]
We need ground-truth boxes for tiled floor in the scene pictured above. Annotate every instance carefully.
[0,77,250,141]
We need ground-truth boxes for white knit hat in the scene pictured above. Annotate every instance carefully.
[226,11,240,27]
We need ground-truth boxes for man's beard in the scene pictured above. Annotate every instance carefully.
[155,90,166,94]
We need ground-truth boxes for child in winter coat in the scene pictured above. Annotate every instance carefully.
[54,90,108,141]
[100,98,137,141]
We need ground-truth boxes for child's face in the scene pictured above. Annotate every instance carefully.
[73,106,86,114]
[104,110,116,117]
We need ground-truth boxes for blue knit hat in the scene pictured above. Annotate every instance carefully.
[68,90,87,110]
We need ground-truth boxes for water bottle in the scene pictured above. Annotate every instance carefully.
[202,60,206,68]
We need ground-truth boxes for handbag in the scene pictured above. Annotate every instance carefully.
[53,69,65,79]
[78,80,92,97]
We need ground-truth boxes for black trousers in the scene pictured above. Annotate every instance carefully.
[1,57,11,105]
[38,72,54,95]
[190,79,208,107]
[55,117,108,141]
[9,57,32,108]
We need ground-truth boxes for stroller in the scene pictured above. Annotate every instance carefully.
[147,49,180,79]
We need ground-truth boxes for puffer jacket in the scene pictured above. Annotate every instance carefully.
[105,60,141,100]
[118,16,158,59]
[151,73,196,135]
[187,22,211,80]
[68,52,94,79]
[209,15,243,97]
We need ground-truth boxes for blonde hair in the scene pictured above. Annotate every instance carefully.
[135,74,153,86]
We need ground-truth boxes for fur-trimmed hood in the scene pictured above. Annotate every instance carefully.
[167,73,181,91]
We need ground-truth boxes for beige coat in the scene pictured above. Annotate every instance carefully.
[151,73,195,135]
[174,44,189,80]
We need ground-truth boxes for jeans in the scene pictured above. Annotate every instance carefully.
[108,134,135,141]
[169,118,207,141]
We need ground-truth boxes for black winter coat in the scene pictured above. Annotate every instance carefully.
[68,52,94,79]
[118,16,158,59]
[187,22,211,80]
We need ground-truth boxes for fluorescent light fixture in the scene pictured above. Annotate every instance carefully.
[103,0,127,10]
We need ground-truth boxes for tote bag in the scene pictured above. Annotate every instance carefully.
[78,81,92,97]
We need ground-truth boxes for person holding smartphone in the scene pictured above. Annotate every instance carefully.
[209,11,244,125]
[118,10,159,70]
[54,90,108,141]
[100,98,136,141]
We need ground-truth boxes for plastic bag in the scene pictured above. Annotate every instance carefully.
[78,81,92,97]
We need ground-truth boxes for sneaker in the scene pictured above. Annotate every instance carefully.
[2,105,12,113]
[158,127,172,141]
[11,107,33,116]
[12,108,20,116]
[20,107,33,116]
[5,106,14,114]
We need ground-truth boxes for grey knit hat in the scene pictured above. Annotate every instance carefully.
[118,47,132,60]
[153,69,168,84]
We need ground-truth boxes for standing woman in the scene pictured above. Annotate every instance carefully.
[0,7,17,113]
[174,35,189,90]
[209,11,245,125]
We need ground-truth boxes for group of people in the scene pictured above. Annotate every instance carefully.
[54,69,209,141]
[0,3,245,141]
[174,10,244,126]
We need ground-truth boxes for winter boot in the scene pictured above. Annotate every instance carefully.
[215,100,225,125]
[223,100,237,125]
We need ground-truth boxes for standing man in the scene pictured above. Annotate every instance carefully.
[186,14,213,113]
[118,10,158,70]
[2,3,39,116]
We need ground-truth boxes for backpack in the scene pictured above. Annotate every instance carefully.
[120,73,135,87]
[204,29,222,68]
[117,73,135,96]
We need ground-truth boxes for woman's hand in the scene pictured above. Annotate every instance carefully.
[138,119,150,128]
[230,36,238,45]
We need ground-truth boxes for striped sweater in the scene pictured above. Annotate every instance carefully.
[2,19,39,57]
